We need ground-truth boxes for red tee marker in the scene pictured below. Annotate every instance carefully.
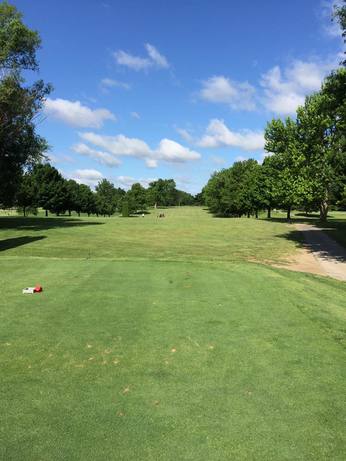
[34,285,43,293]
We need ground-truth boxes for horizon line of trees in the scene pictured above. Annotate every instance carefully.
[203,65,346,221]
[1,1,345,222]
[13,163,199,217]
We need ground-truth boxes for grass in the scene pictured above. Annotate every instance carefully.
[1,207,345,460]
[0,207,323,262]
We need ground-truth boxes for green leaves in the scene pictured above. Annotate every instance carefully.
[0,2,41,71]
[0,2,52,207]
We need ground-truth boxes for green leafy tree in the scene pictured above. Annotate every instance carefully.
[78,184,96,216]
[95,179,117,216]
[0,2,52,206]
[16,171,37,216]
[334,0,346,65]
[264,117,308,219]
[176,190,195,206]
[127,182,147,212]
[147,179,177,207]
[296,68,346,221]
[65,180,80,216]
[31,163,63,216]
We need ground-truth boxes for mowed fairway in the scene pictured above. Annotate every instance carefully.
[1,207,345,460]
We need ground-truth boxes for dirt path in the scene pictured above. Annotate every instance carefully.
[277,223,346,282]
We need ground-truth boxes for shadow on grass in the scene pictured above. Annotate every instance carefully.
[277,227,346,263]
[0,217,104,231]
[0,235,46,252]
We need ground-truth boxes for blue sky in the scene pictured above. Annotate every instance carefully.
[14,0,343,193]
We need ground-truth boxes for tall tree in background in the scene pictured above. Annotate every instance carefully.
[126,183,147,212]
[0,1,51,206]
[31,163,64,216]
[147,179,177,207]
[297,68,346,221]
[264,117,308,220]
[334,0,346,65]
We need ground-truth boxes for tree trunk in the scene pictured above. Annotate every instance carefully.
[319,200,329,222]
[45,209,48,217]
[255,209,258,219]
[23,206,26,217]
[78,211,81,217]
[287,206,291,221]
[267,207,271,219]
[247,212,250,218]
[69,210,71,216]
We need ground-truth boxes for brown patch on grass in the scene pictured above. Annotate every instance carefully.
[122,386,130,394]
[171,348,176,353]
[272,249,325,276]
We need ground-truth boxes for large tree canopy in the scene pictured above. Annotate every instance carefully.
[0,1,51,207]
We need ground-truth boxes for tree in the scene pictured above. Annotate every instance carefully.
[126,183,147,212]
[0,1,41,71]
[147,179,177,207]
[31,163,63,216]
[16,171,37,216]
[95,179,117,216]
[176,190,195,206]
[203,160,265,218]
[0,2,52,206]
[78,184,96,216]
[261,155,278,218]
[264,117,308,220]
[65,180,80,216]
[334,0,346,65]
[296,68,346,221]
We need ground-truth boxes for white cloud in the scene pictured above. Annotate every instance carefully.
[100,78,130,90]
[197,119,264,151]
[145,43,169,68]
[320,0,343,38]
[176,127,194,143]
[48,153,74,164]
[115,175,158,189]
[77,132,201,167]
[72,143,121,167]
[113,50,152,71]
[114,43,169,71]
[156,139,200,162]
[44,98,116,128]
[210,155,226,166]
[199,76,256,110]
[131,111,141,119]
[260,59,336,115]
[72,169,104,187]
[79,132,152,159]
[145,158,158,168]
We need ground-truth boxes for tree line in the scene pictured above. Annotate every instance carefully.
[203,67,346,221]
[204,3,346,221]
[15,164,197,217]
